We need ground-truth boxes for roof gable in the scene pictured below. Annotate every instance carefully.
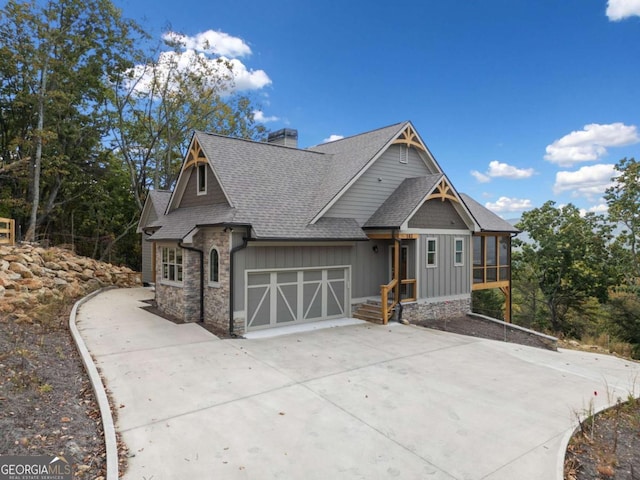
[309,121,444,224]
[136,190,171,233]
[167,135,233,213]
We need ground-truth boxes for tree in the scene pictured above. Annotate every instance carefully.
[605,158,640,284]
[108,34,267,210]
[515,201,614,334]
[471,289,505,320]
[0,0,143,241]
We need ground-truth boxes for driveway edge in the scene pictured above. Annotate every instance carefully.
[68,287,118,480]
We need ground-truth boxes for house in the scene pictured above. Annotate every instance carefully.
[137,121,518,335]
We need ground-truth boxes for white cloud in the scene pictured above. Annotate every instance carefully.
[471,160,534,183]
[126,31,271,96]
[606,0,640,20]
[485,196,533,213]
[470,170,491,183]
[163,30,252,57]
[579,202,609,217]
[227,58,271,90]
[553,163,619,199]
[322,134,344,143]
[544,123,639,167]
[253,110,279,123]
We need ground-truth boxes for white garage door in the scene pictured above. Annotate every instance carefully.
[246,267,349,331]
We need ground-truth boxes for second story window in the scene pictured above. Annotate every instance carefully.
[197,164,207,195]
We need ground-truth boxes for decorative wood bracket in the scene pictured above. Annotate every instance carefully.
[184,138,208,170]
[392,125,426,152]
[427,178,459,203]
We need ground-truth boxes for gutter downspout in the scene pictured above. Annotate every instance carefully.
[179,242,204,323]
[229,226,252,336]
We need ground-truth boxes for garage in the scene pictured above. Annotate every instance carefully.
[246,266,350,331]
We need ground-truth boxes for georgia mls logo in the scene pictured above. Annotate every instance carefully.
[0,455,72,480]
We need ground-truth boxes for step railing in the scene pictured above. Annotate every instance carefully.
[0,217,15,246]
[380,278,398,324]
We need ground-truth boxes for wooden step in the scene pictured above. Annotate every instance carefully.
[353,302,386,324]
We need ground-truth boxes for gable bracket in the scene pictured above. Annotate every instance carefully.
[391,125,426,152]
[428,179,459,203]
[184,138,208,170]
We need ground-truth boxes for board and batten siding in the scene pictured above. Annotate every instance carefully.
[233,243,354,313]
[418,233,471,298]
[352,240,387,298]
[179,166,228,208]
[324,145,436,225]
[141,238,153,284]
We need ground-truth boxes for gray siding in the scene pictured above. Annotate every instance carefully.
[409,199,467,229]
[233,244,354,312]
[418,234,471,298]
[325,145,435,225]
[352,240,387,298]
[179,166,228,208]
[141,237,153,284]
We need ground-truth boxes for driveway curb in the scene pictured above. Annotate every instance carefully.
[68,287,118,480]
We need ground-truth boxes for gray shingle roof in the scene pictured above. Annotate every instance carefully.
[364,175,443,228]
[171,123,408,240]
[459,193,520,233]
[148,204,236,241]
[147,121,516,241]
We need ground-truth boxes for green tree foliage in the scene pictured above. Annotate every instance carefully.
[608,288,640,358]
[514,201,614,334]
[0,0,142,241]
[471,289,504,320]
[605,158,640,284]
[511,255,549,330]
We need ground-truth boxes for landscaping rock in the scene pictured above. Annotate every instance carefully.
[0,243,141,317]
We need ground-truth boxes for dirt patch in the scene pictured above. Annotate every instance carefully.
[0,302,107,478]
[565,396,640,479]
[140,300,234,338]
[415,314,557,351]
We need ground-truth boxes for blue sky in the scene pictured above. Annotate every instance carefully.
[113,0,640,219]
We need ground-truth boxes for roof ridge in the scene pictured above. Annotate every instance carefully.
[308,121,408,148]
[194,130,328,155]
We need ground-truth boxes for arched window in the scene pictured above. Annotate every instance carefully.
[209,247,219,285]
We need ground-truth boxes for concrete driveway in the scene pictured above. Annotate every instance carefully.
[76,288,640,480]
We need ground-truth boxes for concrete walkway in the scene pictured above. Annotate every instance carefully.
[76,288,640,480]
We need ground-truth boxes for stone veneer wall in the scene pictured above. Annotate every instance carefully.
[196,228,233,332]
[402,297,471,323]
[155,244,200,322]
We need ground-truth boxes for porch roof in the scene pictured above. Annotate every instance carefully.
[363,175,443,228]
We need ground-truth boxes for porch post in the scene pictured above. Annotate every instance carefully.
[393,236,400,304]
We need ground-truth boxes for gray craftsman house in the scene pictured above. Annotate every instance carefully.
[137,122,518,335]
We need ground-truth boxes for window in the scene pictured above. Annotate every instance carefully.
[209,247,220,285]
[161,247,183,283]
[399,145,409,164]
[426,238,437,267]
[454,238,464,266]
[197,164,207,195]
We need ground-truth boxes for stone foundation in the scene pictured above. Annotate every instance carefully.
[401,297,471,323]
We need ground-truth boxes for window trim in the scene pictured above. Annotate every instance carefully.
[197,164,207,196]
[160,246,184,286]
[454,237,464,266]
[209,246,220,287]
[426,237,437,268]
